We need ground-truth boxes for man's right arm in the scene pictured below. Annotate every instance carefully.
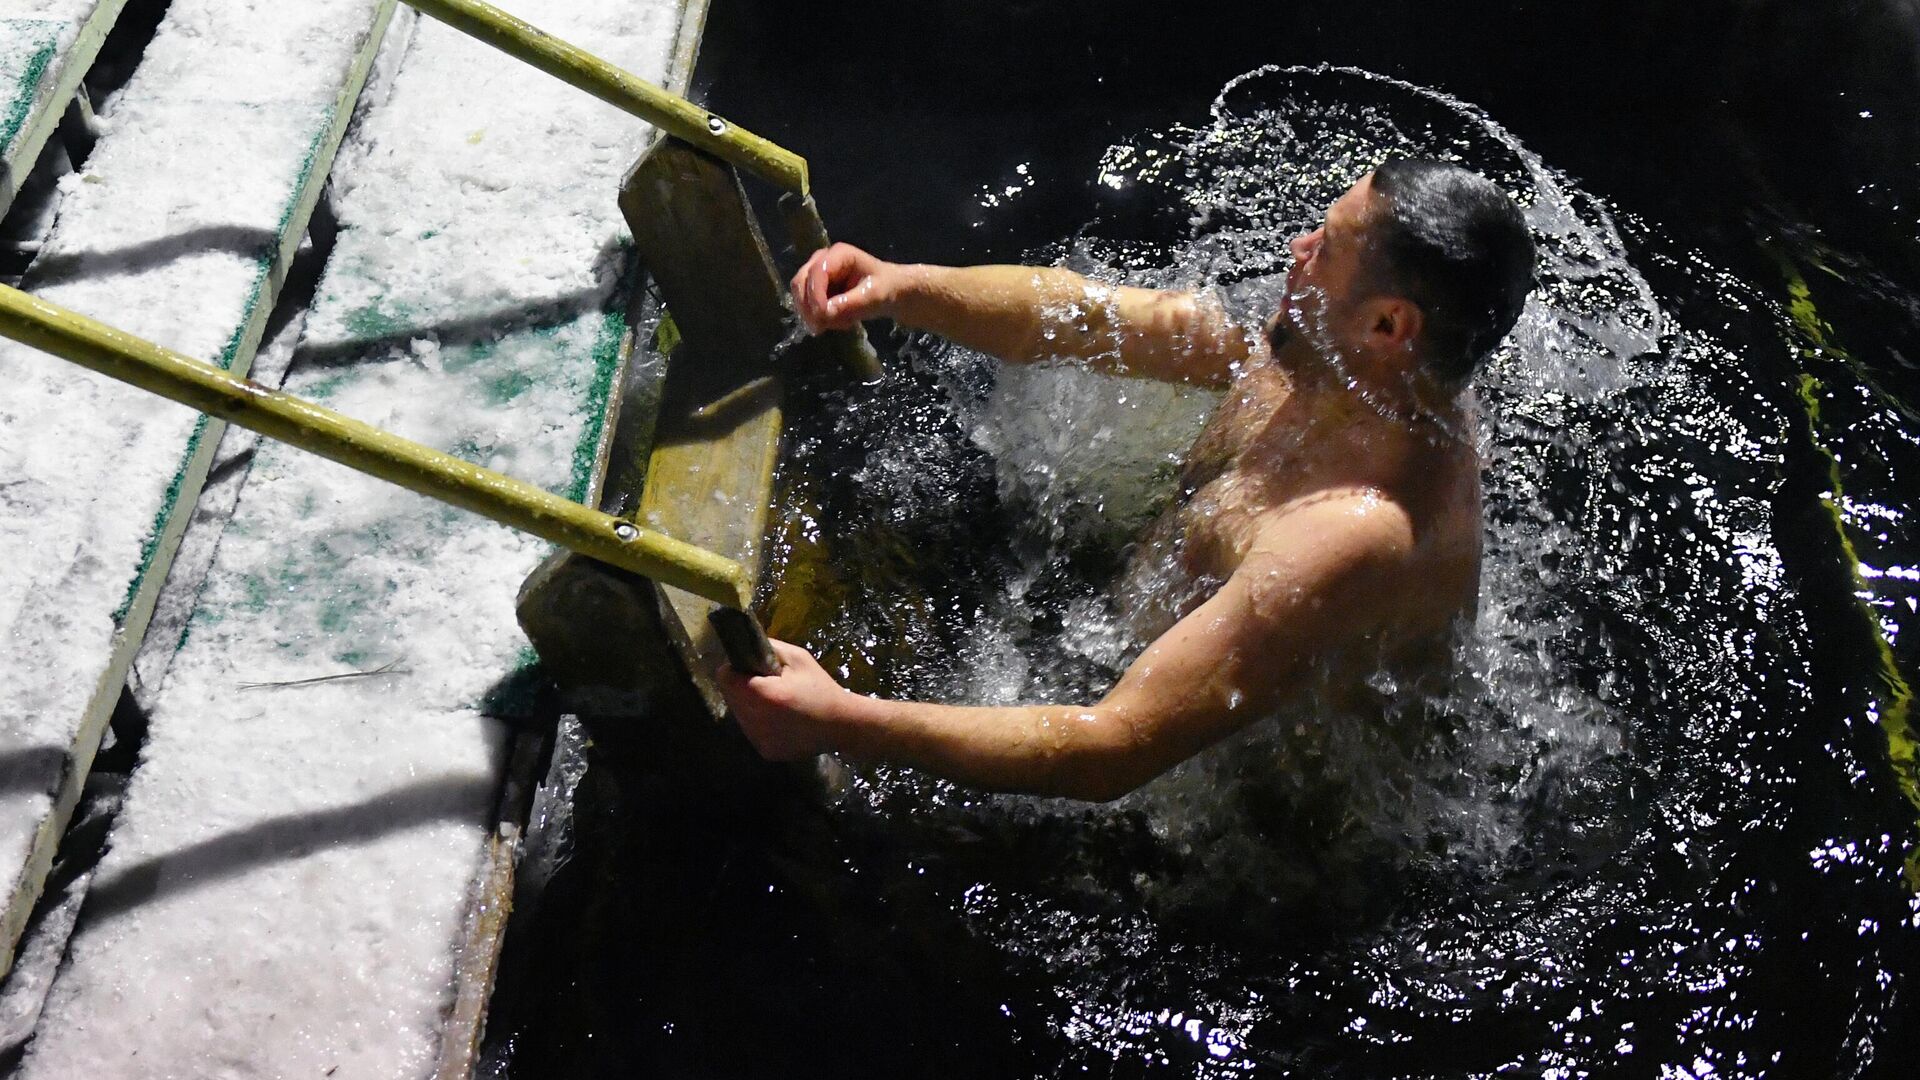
[791,243,1252,389]
[718,492,1415,800]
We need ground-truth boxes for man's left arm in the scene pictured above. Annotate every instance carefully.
[719,497,1411,800]
[791,245,1256,389]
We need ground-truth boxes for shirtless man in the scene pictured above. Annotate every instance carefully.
[718,159,1535,801]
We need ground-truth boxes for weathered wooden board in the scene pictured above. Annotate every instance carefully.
[517,134,792,718]
[0,0,129,218]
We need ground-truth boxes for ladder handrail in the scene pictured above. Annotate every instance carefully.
[0,282,755,611]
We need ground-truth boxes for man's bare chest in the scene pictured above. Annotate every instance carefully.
[1179,363,1293,491]
[1169,367,1327,573]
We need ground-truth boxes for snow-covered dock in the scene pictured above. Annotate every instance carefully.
[0,0,396,985]
[2,0,706,1073]
[0,0,129,217]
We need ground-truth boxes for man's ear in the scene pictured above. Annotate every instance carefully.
[1368,297,1423,351]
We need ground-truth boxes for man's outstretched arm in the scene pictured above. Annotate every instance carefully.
[719,496,1411,800]
[791,243,1253,389]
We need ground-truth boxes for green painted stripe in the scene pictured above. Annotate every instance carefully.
[1780,260,1920,889]
[112,273,265,626]
[0,29,59,157]
[565,290,634,505]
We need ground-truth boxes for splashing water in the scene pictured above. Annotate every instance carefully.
[746,65,1920,1076]
[775,63,1657,899]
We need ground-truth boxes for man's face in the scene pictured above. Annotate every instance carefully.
[1273,173,1379,353]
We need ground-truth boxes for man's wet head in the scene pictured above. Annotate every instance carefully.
[1274,160,1535,393]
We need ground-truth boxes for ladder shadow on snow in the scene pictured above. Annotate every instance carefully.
[289,234,640,370]
[0,747,69,796]
[75,773,498,924]
[27,223,279,288]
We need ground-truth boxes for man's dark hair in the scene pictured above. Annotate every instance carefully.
[1362,159,1535,385]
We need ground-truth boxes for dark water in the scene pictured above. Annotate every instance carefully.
[487,4,1920,1077]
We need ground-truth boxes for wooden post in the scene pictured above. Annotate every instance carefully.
[778,191,885,382]
[517,133,792,717]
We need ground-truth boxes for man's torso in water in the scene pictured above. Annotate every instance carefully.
[1120,339,1484,708]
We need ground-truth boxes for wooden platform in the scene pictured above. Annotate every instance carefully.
[12,2,710,1076]
[0,0,397,983]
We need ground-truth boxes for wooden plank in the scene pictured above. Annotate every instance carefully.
[0,1,130,219]
[0,0,397,986]
[433,731,536,1080]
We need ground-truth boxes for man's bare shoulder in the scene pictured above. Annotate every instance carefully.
[1249,487,1418,575]
[1244,484,1476,647]
[1242,486,1456,624]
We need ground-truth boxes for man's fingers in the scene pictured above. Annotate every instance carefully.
[790,244,882,334]
[810,254,831,322]
[790,262,810,311]
[790,251,825,333]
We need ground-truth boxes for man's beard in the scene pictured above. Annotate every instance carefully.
[1267,297,1364,392]
[1272,279,1339,354]
[1265,312,1293,351]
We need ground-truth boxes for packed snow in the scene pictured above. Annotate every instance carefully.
[14,0,688,1075]
[0,0,395,987]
